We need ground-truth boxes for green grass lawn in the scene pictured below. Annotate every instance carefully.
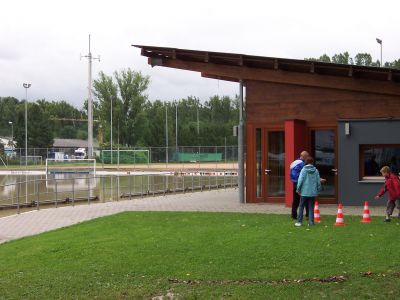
[0,212,399,299]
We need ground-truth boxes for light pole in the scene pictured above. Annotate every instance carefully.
[82,34,100,159]
[23,83,31,205]
[8,121,13,145]
[376,38,383,67]
[175,104,178,151]
[23,83,31,167]
[165,105,169,164]
[110,95,113,164]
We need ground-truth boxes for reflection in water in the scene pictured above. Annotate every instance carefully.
[0,173,238,212]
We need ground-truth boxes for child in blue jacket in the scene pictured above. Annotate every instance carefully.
[295,157,321,226]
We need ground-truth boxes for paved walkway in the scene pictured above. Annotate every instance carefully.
[0,189,387,244]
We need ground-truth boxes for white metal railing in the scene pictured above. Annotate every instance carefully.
[0,172,238,216]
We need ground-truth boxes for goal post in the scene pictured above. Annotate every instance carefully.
[45,158,96,175]
[101,150,150,164]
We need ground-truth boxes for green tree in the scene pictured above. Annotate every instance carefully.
[94,69,150,147]
[0,97,19,137]
[37,99,86,139]
[93,71,119,147]
[15,102,53,149]
[385,59,400,69]
[331,52,353,65]
[354,53,380,66]
[114,69,150,146]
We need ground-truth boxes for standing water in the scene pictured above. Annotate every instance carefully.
[0,172,238,217]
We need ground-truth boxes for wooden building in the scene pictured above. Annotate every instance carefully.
[135,45,400,206]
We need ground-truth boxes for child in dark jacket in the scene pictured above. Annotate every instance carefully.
[375,166,400,222]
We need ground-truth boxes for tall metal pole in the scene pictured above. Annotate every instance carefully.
[87,35,93,159]
[224,136,227,163]
[165,105,169,164]
[8,122,13,144]
[82,34,99,159]
[23,84,31,167]
[197,107,199,134]
[110,94,113,164]
[238,80,245,203]
[376,38,383,67]
[175,104,178,150]
[23,83,30,204]
[117,121,120,170]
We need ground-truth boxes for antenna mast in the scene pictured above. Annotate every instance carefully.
[82,34,100,159]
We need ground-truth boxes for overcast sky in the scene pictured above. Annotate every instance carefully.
[1,0,399,108]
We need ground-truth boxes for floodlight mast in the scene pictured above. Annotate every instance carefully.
[81,34,100,159]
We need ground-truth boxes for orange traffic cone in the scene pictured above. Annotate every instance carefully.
[314,201,321,223]
[361,201,371,223]
[334,203,345,226]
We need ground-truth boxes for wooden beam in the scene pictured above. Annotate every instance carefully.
[153,58,400,96]
[204,52,209,63]
[201,73,239,82]
[239,55,244,66]
[274,59,279,70]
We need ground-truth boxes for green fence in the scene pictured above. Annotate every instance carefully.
[173,152,222,162]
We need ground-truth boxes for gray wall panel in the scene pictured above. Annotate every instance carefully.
[338,119,400,206]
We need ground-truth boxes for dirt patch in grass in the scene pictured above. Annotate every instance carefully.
[168,275,348,286]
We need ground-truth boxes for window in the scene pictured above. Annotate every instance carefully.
[360,145,400,179]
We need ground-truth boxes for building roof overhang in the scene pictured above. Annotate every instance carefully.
[133,45,400,96]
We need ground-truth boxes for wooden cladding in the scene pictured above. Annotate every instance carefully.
[246,81,400,126]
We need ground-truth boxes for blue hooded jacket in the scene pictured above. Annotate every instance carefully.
[290,159,305,183]
[296,164,321,197]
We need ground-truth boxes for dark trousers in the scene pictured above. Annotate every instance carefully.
[291,183,309,219]
[298,196,315,224]
[386,198,400,216]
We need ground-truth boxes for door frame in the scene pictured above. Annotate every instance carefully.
[250,126,285,203]
[307,126,338,204]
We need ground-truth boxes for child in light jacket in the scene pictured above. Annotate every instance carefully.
[295,157,321,226]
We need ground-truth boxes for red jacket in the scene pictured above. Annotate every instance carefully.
[377,173,400,201]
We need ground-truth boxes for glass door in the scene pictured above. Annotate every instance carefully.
[311,129,337,202]
[265,131,285,202]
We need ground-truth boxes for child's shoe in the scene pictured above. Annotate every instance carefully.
[384,218,391,222]
[294,222,302,227]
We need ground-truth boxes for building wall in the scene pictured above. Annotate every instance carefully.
[245,80,400,204]
[246,81,400,126]
[338,119,400,206]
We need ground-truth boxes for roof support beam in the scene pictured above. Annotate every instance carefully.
[348,66,353,77]
[388,70,392,81]
[154,58,400,96]
[274,59,279,70]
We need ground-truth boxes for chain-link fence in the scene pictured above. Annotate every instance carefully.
[3,146,241,169]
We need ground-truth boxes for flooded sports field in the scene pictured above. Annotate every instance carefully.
[0,170,238,217]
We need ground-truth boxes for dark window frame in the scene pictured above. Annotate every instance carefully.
[359,144,400,180]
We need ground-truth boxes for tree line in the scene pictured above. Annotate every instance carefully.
[306,51,400,68]
[0,70,240,149]
[1,50,398,150]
